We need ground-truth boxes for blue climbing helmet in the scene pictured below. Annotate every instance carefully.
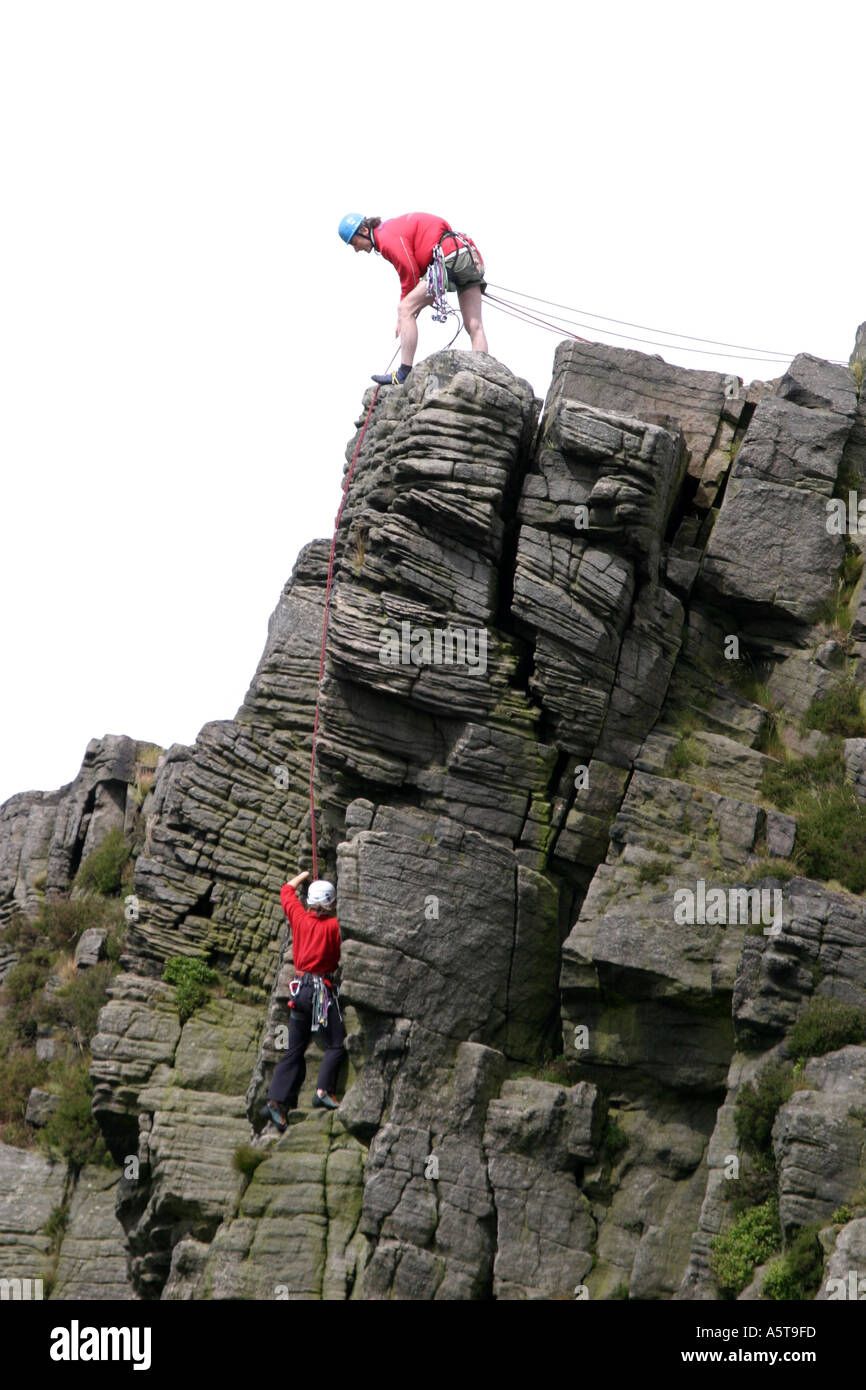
[338,213,365,245]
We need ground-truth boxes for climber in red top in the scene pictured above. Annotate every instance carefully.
[338,211,489,385]
[263,870,347,1132]
[278,874,341,976]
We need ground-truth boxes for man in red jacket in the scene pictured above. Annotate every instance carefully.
[264,869,346,1131]
[339,211,489,385]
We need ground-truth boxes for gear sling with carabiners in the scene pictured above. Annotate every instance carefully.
[426,229,485,322]
[288,971,342,1031]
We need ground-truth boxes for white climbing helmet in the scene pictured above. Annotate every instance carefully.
[307,879,336,909]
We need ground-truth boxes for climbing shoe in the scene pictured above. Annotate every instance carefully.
[313,1091,339,1111]
[371,364,412,386]
[262,1101,287,1132]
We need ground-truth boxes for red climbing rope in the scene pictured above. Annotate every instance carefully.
[309,385,381,878]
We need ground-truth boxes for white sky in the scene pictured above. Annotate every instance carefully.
[1,0,863,805]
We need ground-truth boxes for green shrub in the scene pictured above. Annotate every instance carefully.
[43,1203,70,1245]
[74,829,132,897]
[9,899,123,956]
[2,900,125,1046]
[36,900,99,951]
[516,1049,575,1085]
[638,858,672,885]
[761,748,866,893]
[787,996,866,1062]
[795,786,866,892]
[2,956,52,1004]
[162,956,219,1023]
[804,678,866,738]
[610,1281,630,1300]
[0,1046,48,1144]
[742,859,798,888]
[4,911,37,952]
[50,962,116,1046]
[104,923,125,964]
[233,1143,268,1177]
[536,1056,574,1085]
[756,712,785,758]
[830,1204,854,1225]
[0,957,53,1043]
[710,1198,781,1299]
[761,1224,823,1300]
[842,540,864,590]
[761,1258,797,1300]
[730,659,776,710]
[38,1058,109,1171]
[603,1118,628,1161]
[734,1061,794,1158]
[725,1159,777,1215]
[666,736,705,776]
[1,1119,32,1147]
[761,746,845,812]
[131,775,154,808]
[509,1051,577,1087]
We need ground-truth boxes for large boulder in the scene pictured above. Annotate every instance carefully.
[699,364,855,623]
[773,1046,866,1235]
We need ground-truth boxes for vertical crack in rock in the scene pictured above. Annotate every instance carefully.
[503,862,520,1051]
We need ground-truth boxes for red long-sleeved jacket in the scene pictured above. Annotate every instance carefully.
[372,212,479,299]
[280,884,341,977]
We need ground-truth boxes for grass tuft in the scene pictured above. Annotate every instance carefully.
[803,677,866,738]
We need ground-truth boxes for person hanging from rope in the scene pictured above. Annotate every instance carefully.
[264,870,347,1131]
[338,212,489,385]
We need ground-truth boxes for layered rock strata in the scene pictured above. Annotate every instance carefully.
[2,332,865,1300]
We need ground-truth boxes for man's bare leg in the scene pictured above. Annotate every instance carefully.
[398,282,435,366]
[457,284,488,353]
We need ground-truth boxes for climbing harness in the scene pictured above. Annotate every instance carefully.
[308,385,381,878]
[427,230,484,344]
[286,973,342,1029]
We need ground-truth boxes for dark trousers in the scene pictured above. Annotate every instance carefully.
[268,979,346,1107]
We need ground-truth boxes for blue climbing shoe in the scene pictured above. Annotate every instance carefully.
[371,365,411,386]
[313,1091,339,1111]
[262,1101,287,1131]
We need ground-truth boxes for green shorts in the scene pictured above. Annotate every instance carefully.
[444,246,487,293]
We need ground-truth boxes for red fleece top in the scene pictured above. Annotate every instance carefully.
[372,212,479,299]
[280,884,341,977]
